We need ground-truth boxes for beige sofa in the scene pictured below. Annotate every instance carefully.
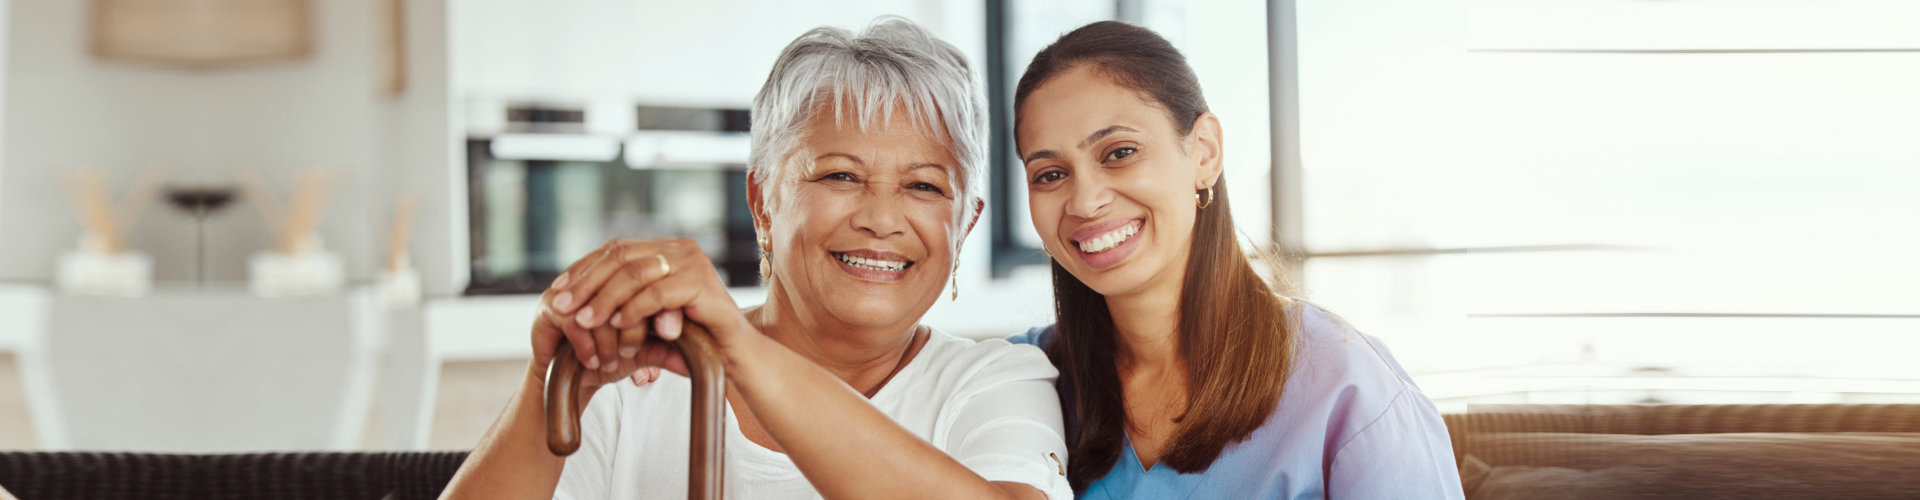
[1443,404,1920,499]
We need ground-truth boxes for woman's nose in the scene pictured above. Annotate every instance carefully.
[850,192,908,238]
[1065,173,1112,219]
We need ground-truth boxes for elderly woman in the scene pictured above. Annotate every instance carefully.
[440,19,1070,500]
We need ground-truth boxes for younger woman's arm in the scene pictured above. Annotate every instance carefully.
[1327,390,1466,499]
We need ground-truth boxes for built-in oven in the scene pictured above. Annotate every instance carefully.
[464,105,758,294]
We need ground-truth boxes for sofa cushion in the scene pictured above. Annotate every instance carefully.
[1459,432,1920,500]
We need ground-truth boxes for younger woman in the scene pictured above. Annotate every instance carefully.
[1008,21,1463,499]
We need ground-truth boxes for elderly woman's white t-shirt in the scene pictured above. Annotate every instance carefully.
[552,328,1072,500]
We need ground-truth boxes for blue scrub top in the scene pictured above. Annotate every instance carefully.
[1008,301,1465,500]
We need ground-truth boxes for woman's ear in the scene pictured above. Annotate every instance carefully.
[746,171,772,241]
[963,197,986,237]
[1190,112,1225,190]
[955,197,987,255]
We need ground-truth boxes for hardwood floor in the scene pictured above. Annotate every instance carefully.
[427,359,528,450]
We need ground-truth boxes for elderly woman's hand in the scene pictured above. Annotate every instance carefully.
[528,286,684,389]
[534,238,755,380]
[526,307,680,393]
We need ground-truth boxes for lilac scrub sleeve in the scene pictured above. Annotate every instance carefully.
[1008,301,1465,499]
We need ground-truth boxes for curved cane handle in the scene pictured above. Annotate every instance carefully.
[545,322,725,500]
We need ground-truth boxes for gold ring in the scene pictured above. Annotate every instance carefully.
[653,254,672,277]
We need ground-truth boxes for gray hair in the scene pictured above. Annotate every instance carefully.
[748,17,988,221]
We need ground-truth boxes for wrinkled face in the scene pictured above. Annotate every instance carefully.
[753,106,968,329]
[1017,66,1214,298]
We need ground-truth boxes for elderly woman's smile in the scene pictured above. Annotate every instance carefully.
[831,249,913,275]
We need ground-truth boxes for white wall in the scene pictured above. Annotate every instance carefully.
[381,0,457,297]
[1,0,453,294]
[0,0,9,223]
[452,0,981,118]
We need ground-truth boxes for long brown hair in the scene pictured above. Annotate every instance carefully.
[1014,21,1296,488]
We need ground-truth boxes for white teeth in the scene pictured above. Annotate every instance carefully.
[835,253,908,272]
[1076,222,1140,254]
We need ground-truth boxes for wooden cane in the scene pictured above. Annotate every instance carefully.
[545,322,725,500]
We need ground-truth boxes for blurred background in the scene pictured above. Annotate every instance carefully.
[0,0,1912,453]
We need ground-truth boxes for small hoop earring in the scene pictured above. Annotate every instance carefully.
[1195,186,1215,209]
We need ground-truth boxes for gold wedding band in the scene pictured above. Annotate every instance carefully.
[653,254,672,277]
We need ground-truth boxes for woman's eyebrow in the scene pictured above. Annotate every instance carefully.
[815,152,864,165]
[1022,150,1056,165]
[906,163,953,181]
[1078,125,1138,150]
[1022,125,1141,165]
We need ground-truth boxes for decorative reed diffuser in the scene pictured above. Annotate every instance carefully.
[377,191,421,307]
[56,166,168,296]
[236,166,345,297]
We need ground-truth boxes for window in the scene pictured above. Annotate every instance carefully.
[1295,0,1920,409]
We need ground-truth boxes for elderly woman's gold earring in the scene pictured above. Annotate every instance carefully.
[758,236,772,279]
[1195,186,1215,209]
